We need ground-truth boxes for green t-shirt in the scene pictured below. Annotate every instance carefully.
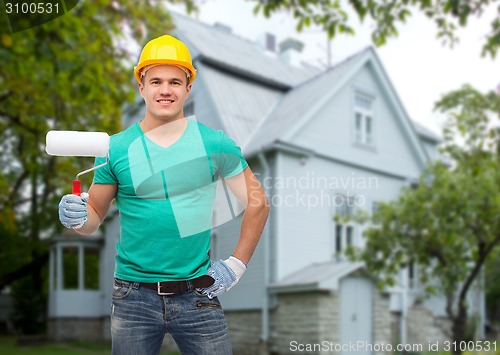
[93,118,248,282]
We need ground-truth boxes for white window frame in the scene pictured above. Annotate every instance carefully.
[353,92,376,148]
[332,194,356,259]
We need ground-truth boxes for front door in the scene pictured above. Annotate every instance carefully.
[340,276,373,355]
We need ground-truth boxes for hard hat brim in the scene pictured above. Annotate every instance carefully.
[134,59,197,84]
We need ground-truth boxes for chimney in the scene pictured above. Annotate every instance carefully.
[257,32,276,53]
[279,38,304,67]
[214,22,232,34]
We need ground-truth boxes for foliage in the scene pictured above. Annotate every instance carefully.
[9,274,48,335]
[346,84,500,352]
[0,0,195,334]
[251,0,500,58]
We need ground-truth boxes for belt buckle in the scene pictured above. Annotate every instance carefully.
[157,282,174,296]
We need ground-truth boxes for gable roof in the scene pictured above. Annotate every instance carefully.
[172,13,320,89]
[131,13,441,165]
[195,61,284,146]
[412,120,442,143]
[243,47,434,169]
[242,47,371,156]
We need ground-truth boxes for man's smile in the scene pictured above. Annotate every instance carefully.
[156,98,175,105]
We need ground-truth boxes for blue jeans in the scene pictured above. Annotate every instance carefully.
[111,278,232,355]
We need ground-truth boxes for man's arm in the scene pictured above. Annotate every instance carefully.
[224,166,270,264]
[74,183,117,236]
[198,166,269,299]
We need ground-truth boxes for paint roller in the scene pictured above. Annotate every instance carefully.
[45,130,110,196]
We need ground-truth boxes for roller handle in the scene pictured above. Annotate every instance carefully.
[72,180,81,196]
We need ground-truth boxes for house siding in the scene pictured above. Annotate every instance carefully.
[274,150,408,280]
[292,64,423,179]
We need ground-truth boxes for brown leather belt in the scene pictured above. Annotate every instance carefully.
[140,275,214,295]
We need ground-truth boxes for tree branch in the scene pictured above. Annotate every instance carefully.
[445,290,457,321]
[0,252,49,292]
[0,110,37,135]
[0,92,10,102]
[426,244,447,267]
[456,233,500,319]
[9,169,29,205]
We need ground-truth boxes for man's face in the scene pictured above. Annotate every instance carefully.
[138,65,192,123]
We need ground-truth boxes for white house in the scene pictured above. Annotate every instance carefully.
[47,13,485,355]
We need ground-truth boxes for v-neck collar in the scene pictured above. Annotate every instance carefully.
[135,118,192,150]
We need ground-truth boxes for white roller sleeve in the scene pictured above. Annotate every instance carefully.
[45,130,110,157]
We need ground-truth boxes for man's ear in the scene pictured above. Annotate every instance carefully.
[138,81,144,98]
[186,84,192,96]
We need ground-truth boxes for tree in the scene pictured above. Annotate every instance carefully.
[0,0,195,333]
[485,248,500,329]
[347,84,500,354]
[251,0,500,58]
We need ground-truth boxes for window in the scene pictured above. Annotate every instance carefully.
[346,226,353,245]
[354,93,375,146]
[335,224,342,252]
[58,245,100,290]
[408,261,417,289]
[63,247,79,289]
[334,194,355,218]
[84,248,100,290]
[333,194,356,258]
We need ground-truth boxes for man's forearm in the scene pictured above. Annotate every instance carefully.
[75,204,102,236]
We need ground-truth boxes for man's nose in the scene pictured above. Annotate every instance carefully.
[159,83,172,95]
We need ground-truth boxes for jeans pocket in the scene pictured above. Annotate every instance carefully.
[196,301,222,310]
[194,292,222,309]
[112,278,134,300]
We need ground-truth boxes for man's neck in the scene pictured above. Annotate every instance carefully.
[139,117,189,148]
[140,115,185,133]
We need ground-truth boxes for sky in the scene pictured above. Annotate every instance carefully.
[166,0,499,135]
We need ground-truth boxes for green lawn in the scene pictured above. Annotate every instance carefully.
[0,336,179,354]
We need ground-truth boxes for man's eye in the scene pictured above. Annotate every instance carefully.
[172,81,181,85]
[151,81,160,85]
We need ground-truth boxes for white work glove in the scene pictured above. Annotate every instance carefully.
[58,193,89,229]
[197,256,247,299]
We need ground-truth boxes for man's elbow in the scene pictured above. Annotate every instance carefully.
[248,193,270,219]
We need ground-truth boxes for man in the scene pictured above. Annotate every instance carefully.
[58,35,269,355]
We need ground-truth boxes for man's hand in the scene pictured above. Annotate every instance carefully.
[58,193,89,229]
[197,256,247,299]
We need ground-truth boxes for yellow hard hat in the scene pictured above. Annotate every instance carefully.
[134,35,197,84]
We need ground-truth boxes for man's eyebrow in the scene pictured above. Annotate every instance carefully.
[148,76,184,83]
